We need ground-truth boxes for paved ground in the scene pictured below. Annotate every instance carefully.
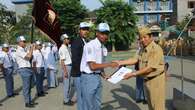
[0,52,195,110]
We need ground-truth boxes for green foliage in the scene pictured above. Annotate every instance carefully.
[0,3,16,44]
[96,0,138,50]
[176,14,190,31]
[53,0,89,36]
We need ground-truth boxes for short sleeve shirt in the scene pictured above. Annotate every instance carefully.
[15,46,31,68]
[0,51,13,68]
[80,38,106,73]
[137,41,165,78]
[32,49,45,68]
[58,44,72,65]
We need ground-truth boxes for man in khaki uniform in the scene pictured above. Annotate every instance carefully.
[115,26,165,110]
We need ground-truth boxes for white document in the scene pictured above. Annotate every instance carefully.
[107,67,132,84]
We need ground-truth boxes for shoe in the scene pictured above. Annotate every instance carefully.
[63,100,74,106]
[7,95,14,98]
[30,102,38,105]
[0,103,2,106]
[142,100,148,104]
[13,93,19,96]
[41,91,48,94]
[136,100,142,103]
[37,93,45,97]
[25,103,35,108]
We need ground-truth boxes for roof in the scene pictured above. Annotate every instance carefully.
[12,0,32,4]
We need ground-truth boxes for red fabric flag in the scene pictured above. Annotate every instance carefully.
[32,0,62,48]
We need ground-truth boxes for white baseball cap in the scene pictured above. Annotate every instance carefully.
[2,43,9,48]
[35,40,42,45]
[60,34,69,41]
[79,22,90,29]
[47,42,53,47]
[17,36,26,42]
[97,23,110,32]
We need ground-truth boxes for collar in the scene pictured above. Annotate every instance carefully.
[94,38,102,48]
[17,45,24,50]
[145,41,155,52]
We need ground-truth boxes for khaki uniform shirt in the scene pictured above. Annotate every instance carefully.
[136,41,165,78]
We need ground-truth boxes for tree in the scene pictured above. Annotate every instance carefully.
[96,0,138,51]
[0,3,16,44]
[53,0,88,36]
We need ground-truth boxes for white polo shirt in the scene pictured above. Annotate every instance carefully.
[0,51,14,68]
[80,38,107,74]
[32,49,45,68]
[58,44,72,65]
[15,46,31,68]
[45,47,57,70]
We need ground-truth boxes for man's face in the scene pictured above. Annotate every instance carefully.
[79,28,89,38]
[64,38,70,44]
[19,40,26,48]
[139,34,153,47]
[97,32,109,43]
[36,44,42,50]
[2,47,9,52]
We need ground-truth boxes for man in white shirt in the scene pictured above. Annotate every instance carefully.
[80,23,118,110]
[32,40,46,97]
[71,22,91,110]
[15,36,36,108]
[0,43,18,98]
[45,42,58,88]
[59,34,74,105]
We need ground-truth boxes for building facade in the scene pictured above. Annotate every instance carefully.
[129,0,173,25]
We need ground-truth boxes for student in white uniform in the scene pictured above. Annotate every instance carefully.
[80,23,118,110]
[15,36,36,108]
[59,34,74,105]
[0,43,18,97]
[45,42,58,88]
[32,40,46,97]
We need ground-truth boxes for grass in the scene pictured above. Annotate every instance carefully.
[106,49,136,62]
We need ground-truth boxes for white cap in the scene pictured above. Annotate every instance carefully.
[2,43,9,48]
[79,22,90,28]
[47,42,53,47]
[35,40,42,45]
[17,36,26,42]
[60,34,69,41]
[97,23,110,32]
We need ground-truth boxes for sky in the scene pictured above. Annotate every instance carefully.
[0,0,129,11]
[0,0,14,10]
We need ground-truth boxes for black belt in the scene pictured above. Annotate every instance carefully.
[19,67,31,69]
[144,72,164,82]
[82,72,101,75]
[66,64,72,66]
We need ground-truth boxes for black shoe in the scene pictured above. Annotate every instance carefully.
[0,103,2,106]
[13,93,19,96]
[41,91,48,94]
[25,103,35,108]
[136,100,142,103]
[142,100,148,104]
[37,93,45,97]
[30,102,38,105]
[63,100,74,106]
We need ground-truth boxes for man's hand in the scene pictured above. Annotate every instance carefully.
[110,62,119,68]
[63,69,68,79]
[123,72,135,80]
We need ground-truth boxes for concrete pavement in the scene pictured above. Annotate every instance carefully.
[0,54,195,110]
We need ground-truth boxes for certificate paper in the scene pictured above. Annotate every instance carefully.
[108,67,132,84]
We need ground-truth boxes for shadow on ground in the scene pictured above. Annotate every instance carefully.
[102,84,141,110]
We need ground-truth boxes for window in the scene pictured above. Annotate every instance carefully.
[188,1,195,9]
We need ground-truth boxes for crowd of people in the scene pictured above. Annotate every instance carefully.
[0,22,166,110]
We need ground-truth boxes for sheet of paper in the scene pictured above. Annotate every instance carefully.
[107,67,132,84]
